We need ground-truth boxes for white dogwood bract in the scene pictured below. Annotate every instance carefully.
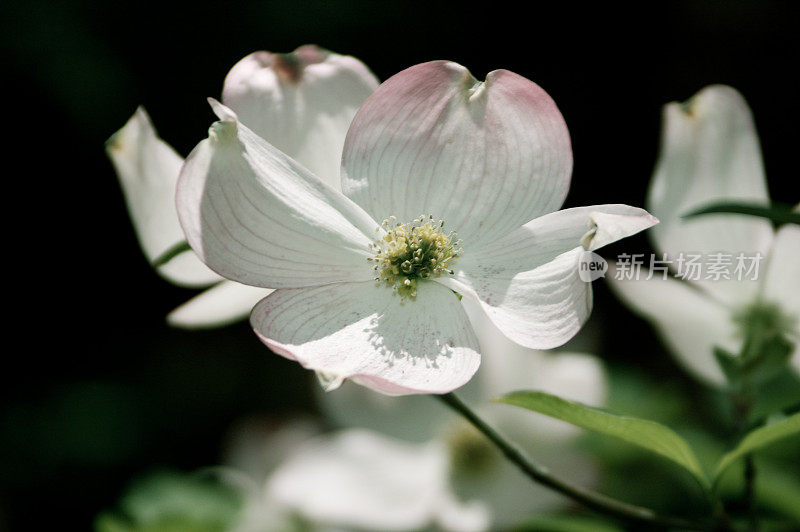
[177,60,656,394]
[107,46,378,326]
[608,85,800,385]
[107,108,221,288]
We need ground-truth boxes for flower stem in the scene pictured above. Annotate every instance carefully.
[743,455,757,531]
[437,392,714,530]
[732,390,758,531]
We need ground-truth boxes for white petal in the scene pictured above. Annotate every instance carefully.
[177,101,380,289]
[762,220,800,375]
[434,493,491,532]
[648,85,773,305]
[267,429,480,531]
[441,205,657,349]
[231,495,294,532]
[763,222,800,323]
[222,45,378,189]
[106,107,220,287]
[250,281,480,395]
[606,262,740,386]
[167,281,272,328]
[341,61,573,248]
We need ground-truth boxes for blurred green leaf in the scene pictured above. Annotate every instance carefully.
[750,371,800,423]
[683,201,800,226]
[514,513,623,532]
[497,391,709,490]
[714,413,800,486]
[745,335,794,386]
[756,465,800,523]
[714,335,793,388]
[714,347,741,382]
[95,471,243,532]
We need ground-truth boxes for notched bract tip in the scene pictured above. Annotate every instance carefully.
[468,80,486,102]
[316,371,345,392]
[206,98,239,142]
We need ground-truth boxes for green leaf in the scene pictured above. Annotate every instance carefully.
[713,412,800,485]
[756,465,800,522]
[95,470,243,532]
[497,391,709,490]
[713,346,741,382]
[152,241,192,267]
[515,513,623,532]
[714,336,793,387]
[742,334,793,386]
[682,201,800,226]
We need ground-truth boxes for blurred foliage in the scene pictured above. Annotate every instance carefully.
[514,513,623,532]
[94,471,243,532]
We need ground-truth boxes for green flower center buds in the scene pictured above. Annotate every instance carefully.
[369,215,462,299]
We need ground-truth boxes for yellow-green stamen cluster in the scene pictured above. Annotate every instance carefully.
[369,215,462,299]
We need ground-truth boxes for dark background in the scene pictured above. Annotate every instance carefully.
[1,1,798,529]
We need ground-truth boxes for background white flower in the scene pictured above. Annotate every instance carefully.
[220,418,488,532]
[607,85,800,385]
[177,60,656,395]
[106,45,378,327]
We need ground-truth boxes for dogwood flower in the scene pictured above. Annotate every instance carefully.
[106,45,378,327]
[607,85,799,385]
[177,60,657,395]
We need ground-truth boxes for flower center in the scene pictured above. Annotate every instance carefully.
[369,215,462,299]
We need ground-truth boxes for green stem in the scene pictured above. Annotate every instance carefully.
[437,392,715,530]
[152,240,192,267]
[682,201,800,226]
[731,390,758,531]
[743,455,757,531]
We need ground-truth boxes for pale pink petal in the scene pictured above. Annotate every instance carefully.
[606,262,739,386]
[223,45,378,189]
[177,101,380,289]
[341,60,572,248]
[267,429,489,531]
[250,281,480,395]
[439,205,657,349]
[648,85,773,306]
[167,281,272,329]
[106,107,220,287]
